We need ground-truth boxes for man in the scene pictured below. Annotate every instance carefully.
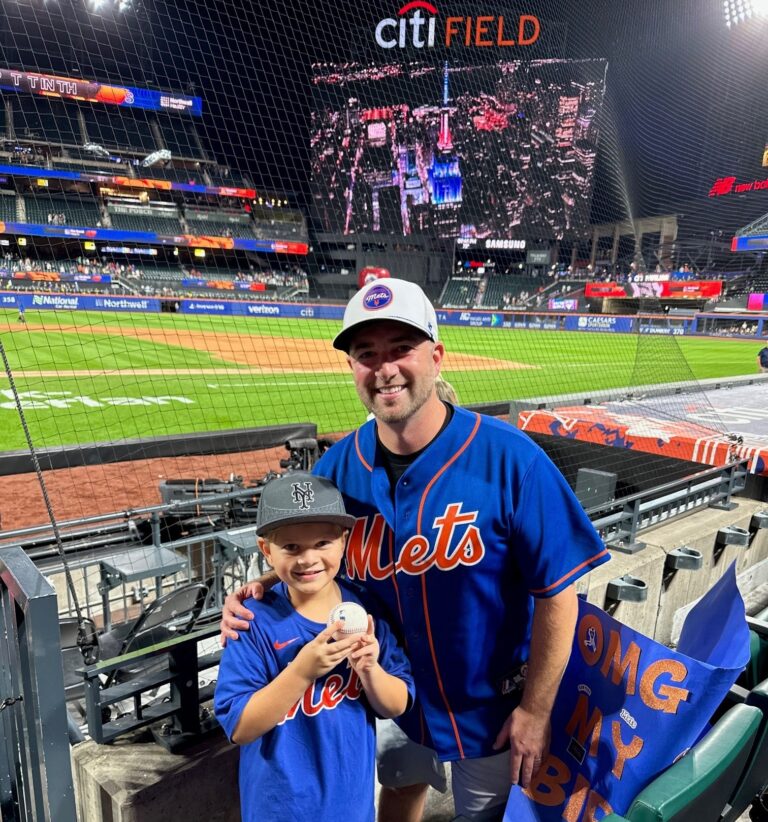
[758,345,768,373]
[222,278,609,821]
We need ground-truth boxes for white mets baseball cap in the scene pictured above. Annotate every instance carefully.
[332,278,439,353]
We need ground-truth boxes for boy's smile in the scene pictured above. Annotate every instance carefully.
[259,521,347,606]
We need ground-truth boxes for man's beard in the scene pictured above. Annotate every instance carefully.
[358,375,435,424]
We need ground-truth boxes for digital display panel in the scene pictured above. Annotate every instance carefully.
[311,58,607,239]
[0,165,255,199]
[0,69,202,116]
[585,281,723,299]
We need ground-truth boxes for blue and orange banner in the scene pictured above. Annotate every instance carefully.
[0,221,308,255]
[504,564,749,819]
[0,165,256,200]
[0,68,202,116]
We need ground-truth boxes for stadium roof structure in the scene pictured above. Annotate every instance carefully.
[731,211,768,252]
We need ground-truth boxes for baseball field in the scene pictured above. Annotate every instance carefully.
[0,308,760,452]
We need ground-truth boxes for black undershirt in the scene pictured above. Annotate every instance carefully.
[377,402,455,491]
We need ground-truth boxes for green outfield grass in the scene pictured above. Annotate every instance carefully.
[0,309,760,451]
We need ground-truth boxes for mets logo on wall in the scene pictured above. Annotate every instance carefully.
[363,284,393,310]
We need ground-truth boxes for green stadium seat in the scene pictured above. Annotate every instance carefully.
[600,703,761,822]
[720,678,768,820]
[737,612,768,691]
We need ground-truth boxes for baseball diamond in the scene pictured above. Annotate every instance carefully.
[0,309,758,452]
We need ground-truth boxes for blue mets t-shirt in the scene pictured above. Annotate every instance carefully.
[214,579,414,822]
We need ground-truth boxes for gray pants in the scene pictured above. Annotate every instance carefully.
[376,720,510,820]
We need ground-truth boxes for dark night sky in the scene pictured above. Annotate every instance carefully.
[1,0,768,229]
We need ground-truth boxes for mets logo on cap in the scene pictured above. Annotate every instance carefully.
[363,284,393,311]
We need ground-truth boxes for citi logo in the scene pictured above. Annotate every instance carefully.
[374,1,540,49]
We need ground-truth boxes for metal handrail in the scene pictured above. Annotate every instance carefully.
[0,547,76,821]
[585,459,748,518]
[80,624,221,751]
[0,484,263,545]
[591,460,748,551]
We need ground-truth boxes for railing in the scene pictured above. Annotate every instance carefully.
[80,625,221,751]
[0,547,76,822]
[590,460,749,552]
[0,485,268,628]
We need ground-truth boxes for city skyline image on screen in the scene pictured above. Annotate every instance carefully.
[311,57,607,240]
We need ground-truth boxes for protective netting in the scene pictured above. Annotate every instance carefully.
[0,0,765,622]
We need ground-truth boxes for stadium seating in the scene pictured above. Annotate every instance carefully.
[482,275,541,308]
[108,211,182,234]
[601,703,761,822]
[719,677,768,821]
[734,273,768,299]
[131,266,186,282]
[13,97,81,146]
[207,168,243,187]
[24,195,101,228]
[185,218,254,239]
[441,278,478,308]
[155,112,205,160]
[50,150,126,174]
[311,281,355,302]
[0,193,17,223]
[252,220,308,241]
[97,583,208,688]
[250,205,308,241]
[82,104,158,154]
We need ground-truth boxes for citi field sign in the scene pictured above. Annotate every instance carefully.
[374,1,541,49]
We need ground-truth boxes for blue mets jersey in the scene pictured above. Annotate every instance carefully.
[214,579,414,822]
[315,406,609,762]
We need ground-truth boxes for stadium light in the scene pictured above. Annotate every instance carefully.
[141,149,172,168]
[724,0,768,27]
[83,142,111,158]
[87,0,134,12]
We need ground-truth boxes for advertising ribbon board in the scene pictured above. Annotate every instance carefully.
[504,564,750,820]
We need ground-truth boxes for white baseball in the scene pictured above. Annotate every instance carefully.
[327,602,369,636]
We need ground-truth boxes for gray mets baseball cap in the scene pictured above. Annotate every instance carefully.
[333,277,439,353]
[256,471,356,536]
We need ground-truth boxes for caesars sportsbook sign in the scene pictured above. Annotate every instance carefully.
[374,1,541,49]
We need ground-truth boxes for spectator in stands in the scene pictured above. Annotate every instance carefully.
[757,345,768,373]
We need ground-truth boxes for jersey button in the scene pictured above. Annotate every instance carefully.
[402,479,409,487]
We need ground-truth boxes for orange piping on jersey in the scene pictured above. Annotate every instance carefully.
[417,412,482,526]
[387,530,405,625]
[416,411,481,759]
[529,547,611,595]
[354,428,373,472]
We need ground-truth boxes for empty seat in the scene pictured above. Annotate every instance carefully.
[24,195,101,228]
[602,703,761,822]
[97,582,208,687]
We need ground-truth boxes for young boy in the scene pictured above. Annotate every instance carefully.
[214,472,413,822]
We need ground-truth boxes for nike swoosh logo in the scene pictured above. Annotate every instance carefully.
[273,637,300,651]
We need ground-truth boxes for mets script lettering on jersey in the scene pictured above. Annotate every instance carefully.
[346,502,486,581]
[291,481,314,509]
[279,668,363,724]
